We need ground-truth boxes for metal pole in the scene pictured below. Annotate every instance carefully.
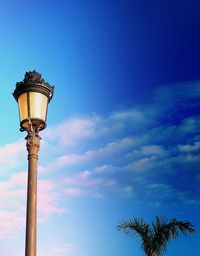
[25,131,41,256]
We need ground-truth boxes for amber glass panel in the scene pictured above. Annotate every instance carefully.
[18,92,28,122]
[29,92,48,121]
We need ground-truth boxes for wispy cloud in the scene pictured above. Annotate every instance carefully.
[56,82,199,206]
[38,179,65,222]
[44,116,100,147]
[16,243,77,256]
[64,169,117,198]
[0,81,200,239]
[38,243,76,256]
[0,171,64,238]
[40,137,135,172]
[178,141,200,152]
[0,140,24,172]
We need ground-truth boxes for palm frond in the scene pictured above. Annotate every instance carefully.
[166,218,195,238]
[151,216,195,255]
[117,217,152,254]
[117,216,195,256]
[117,218,149,238]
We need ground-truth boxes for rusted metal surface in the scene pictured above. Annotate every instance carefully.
[25,132,41,256]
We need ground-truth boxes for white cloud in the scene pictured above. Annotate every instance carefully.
[111,109,145,121]
[178,141,200,152]
[65,187,82,196]
[94,165,111,173]
[0,81,200,242]
[44,116,100,147]
[121,185,134,197]
[64,168,119,198]
[50,243,75,254]
[65,170,105,191]
[0,210,24,239]
[38,179,65,222]
[126,156,159,172]
[172,154,200,164]
[40,137,135,172]
[38,243,76,256]
[0,140,25,172]
[0,140,24,159]
[140,145,166,156]
[35,94,200,206]
[146,183,200,208]
[178,115,200,134]
[0,172,64,239]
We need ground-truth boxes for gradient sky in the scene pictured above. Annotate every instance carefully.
[0,0,199,255]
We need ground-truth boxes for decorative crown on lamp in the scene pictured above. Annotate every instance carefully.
[13,70,54,133]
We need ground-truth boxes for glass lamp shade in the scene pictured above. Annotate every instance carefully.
[18,91,48,132]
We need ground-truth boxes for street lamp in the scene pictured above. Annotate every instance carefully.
[13,70,54,256]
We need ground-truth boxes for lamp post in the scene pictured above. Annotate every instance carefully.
[13,71,54,256]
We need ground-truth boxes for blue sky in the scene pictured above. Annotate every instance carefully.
[0,0,199,255]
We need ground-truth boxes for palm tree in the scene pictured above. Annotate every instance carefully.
[117,216,195,256]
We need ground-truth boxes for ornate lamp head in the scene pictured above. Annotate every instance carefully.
[13,70,54,133]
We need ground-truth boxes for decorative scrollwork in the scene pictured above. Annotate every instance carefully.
[26,133,41,159]
[16,70,51,88]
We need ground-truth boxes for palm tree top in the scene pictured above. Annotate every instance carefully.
[117,216,195,256]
